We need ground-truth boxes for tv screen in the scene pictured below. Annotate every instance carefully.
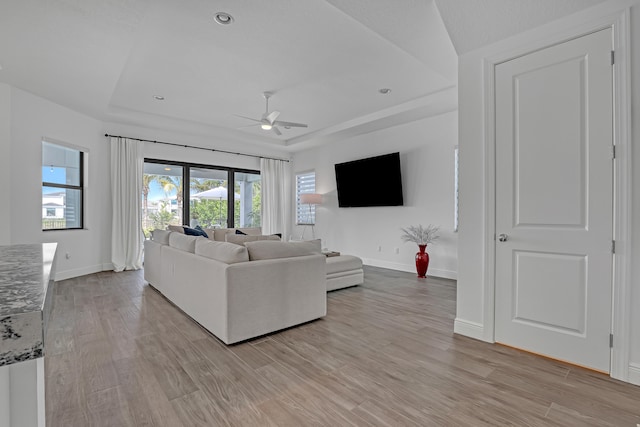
[335,152,404,207]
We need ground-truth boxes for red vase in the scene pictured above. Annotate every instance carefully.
[415,244,430,278]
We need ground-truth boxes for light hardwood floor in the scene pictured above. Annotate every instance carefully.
[45,266,640,426]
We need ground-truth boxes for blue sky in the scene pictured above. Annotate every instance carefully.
[42,167,66,193]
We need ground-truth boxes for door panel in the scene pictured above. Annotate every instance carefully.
[515,56,587,228]
[513,251,586,334]
[495,29,613,372]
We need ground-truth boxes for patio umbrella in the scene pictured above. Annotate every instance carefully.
[190,186,240,227]
[192,186,230,200]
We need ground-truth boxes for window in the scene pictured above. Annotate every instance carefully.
[189,167,229,229]
[42,141,84,230]
[296,171,316,225]
[234,171,261,228]
[142,163,184,234]
[142,159,260,237]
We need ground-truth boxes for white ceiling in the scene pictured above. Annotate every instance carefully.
[0,0,603,152]
[434,0,606,54]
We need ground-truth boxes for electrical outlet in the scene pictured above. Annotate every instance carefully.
[65,252,70,259]
[377,245,382,252]
[394,247,399,254]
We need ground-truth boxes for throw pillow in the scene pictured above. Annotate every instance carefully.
[183,226,208,238]
[150,229,171,245]
[235,229,247,235]
[167,225,185,233]
[195,225,209,238]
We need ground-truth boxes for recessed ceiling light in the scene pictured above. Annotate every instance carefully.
[164,167,172,171]
[378,88,391,94]
[214,12,234,25]
[153,95,165,101]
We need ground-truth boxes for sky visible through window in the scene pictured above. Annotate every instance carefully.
[42,167,65,194]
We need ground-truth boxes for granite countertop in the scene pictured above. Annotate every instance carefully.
[0,243,57,366]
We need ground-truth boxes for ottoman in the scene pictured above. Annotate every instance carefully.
[326,255,364,291]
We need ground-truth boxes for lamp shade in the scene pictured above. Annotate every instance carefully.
[300,193,322,205]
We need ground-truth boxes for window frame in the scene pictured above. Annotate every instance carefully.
[296,170,316,225]
[42,141,85,231]
[144,158,260,229]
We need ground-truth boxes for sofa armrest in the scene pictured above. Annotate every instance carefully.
[225,254,326,343]
[143,240,164,291]
[160,245,230,340]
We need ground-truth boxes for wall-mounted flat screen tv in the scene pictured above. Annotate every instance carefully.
[335,152,403,207]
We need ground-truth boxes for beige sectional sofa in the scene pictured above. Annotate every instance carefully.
[164,226,364,291]
[144,230,326,344]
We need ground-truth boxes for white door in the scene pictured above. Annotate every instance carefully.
[494,29,613,372]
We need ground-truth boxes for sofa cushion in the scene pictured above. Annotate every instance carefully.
[167,225,185,233]
[151,229,171,245]
[169,232,199,253]
[225,234,281,246]
[195,239,249,264]
[244,240,321,261]
[210,227,261,241]
[326,255,363,274]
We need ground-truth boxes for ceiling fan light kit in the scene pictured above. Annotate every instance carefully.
[237,92,308,136]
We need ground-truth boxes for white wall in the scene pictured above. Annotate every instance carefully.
[292,111,458,279]
[629,2,640,386]
[0,84,10,245]
[457,0,640,384]
[9,87,111,280]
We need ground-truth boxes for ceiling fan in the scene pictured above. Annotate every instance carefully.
[237,92,308,136]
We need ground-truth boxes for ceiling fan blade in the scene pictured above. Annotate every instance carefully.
[266,111,280,124]
[273,120,308,128]
[234,114,261,123]
[237,123,261,129]
[271,126,282,136]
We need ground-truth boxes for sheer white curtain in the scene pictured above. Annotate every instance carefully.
[111,137,144,271]
[260,158,292,239]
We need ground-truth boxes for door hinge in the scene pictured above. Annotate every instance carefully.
[610,333,614,348]
[611,50,615,65]
[612,240,616,254]
[612,145,616,159]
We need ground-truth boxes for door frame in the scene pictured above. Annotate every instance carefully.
[481,8,632,381]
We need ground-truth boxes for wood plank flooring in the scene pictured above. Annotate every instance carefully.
[45,266,640,426]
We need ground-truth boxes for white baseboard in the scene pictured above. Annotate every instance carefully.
[628,363,640,386]
[360,258,457,280]
[54,264,109,281]
[454,318,488,342]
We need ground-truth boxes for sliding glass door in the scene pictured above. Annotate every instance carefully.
[142,159,260,236]
[142,163,184,237]
[234,171,261,228]
[189,167,229,229]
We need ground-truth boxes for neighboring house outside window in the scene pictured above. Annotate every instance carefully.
[42,140,85,230]
[296,171,316,225]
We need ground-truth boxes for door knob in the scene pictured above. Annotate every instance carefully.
[498,233,508,242]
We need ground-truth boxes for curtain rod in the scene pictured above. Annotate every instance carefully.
[104,134,290,162]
